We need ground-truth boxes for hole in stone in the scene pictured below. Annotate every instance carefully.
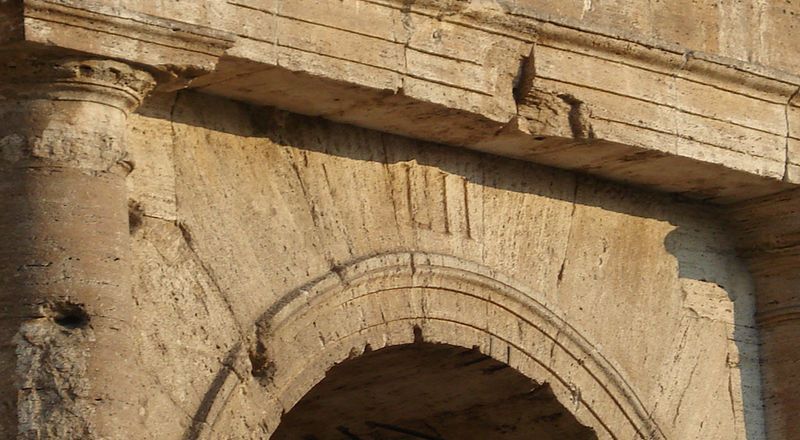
[534,136,547,141]
[51,302,90,329]
[413,324,424,343]
[79,65,93,76]
[128,200,144,234]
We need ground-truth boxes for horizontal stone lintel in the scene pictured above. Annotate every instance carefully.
[194,0,800,204]
[1,0,236,90]
[3,0,800,204]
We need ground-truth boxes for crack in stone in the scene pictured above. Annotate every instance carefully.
[784,86,800,181]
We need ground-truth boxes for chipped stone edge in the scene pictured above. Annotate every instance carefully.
[14,0,235,90]
[190,0,800,203]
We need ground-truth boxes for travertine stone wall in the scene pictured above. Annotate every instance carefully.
[212,0,800,74]
[3,1,798,438]
[512,0,800,74]
[188,0,800,204]
[728,191,800,439]
[79,0,800,75]
[124,92,764,439]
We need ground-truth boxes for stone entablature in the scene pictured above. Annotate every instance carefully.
[202,0,800,204]
[3,0,800,202]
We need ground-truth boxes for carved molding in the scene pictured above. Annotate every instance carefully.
[0,56,155,111]
[192,0,800,204]
[4,0,235,90]
[0,56,155,170]
[7,0,796,200]
[189,252,665,439]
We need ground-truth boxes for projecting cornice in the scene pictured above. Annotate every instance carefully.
[188,0,800,204]
[3,0,798,202]
[0,0,235,90]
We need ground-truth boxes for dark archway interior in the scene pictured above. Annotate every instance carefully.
[272,342,596,439]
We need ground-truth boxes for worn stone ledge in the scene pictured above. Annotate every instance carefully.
[3,0,798,202]
[1,0,235,90]
[184,0,800,204]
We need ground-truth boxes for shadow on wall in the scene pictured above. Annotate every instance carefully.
[140,90,681,213]
[664,223,764,439]
[136,90,765,439]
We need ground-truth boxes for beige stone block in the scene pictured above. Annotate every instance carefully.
[675,136,784,179]
[674,110,786,163]
[224,2,277,40]
[276,45,401,91]
[278,16,405,72]
[402,76,513,122]
[406,48,497,95]
[126,111,177,221]
[590,118,680,155]
[716,0,757,61]
[511,0,585,22]
[407,16,530,65]
[329,91,507,149]
[522,77,786,182]
[786,138,800,184]
[131,219,243,429]
[188,58,273,92]
[528,76,678,139]
[113,0,227,28]
[534,44,675,105]
[533,45,787,139]
[228,0,278,14]
[280,0,406,42]
[680,55,794,105]
[760,1,800,74]
[650,0,720,52]
[674,75,787,135]
[587,0,654,36]
[789,101,800,140]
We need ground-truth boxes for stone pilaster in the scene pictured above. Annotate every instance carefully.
[728,190,800,439]
[0,55,155,439]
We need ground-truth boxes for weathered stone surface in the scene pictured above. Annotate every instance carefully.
[727,189,800,439]
[4,0,799,201]
[2,1,800,439]
[1,0,235,90]
[180,0,800,204]
[120,92,763,439]
[0,55,156,439]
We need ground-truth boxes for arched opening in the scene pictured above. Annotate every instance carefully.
[272,341,596,439]
[186,253,663,439]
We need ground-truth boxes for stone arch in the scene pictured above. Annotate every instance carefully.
[193,252,665,439]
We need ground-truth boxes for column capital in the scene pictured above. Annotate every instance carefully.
[0,55,155,172]
[1,0,235,91]
[0,55,155,114]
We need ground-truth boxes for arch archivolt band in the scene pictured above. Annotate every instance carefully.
[195,252,665,440]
